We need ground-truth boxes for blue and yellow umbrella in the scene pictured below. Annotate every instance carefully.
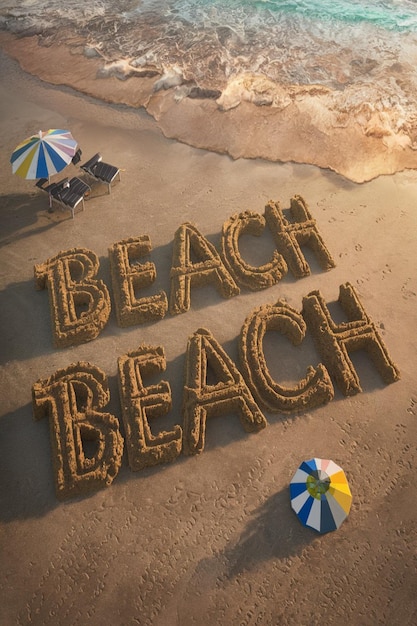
[10,129,78,180]
[290,458,352,533]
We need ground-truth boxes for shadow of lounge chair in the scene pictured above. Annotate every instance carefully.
[80,153,121,194]
[36,177,91,219]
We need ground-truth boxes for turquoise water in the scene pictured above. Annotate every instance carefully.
[2,0,417,34]
[1,0,417,169]
[243,0,417,30]
[1,0,417,106]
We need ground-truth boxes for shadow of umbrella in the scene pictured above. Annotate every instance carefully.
[224,488,318,578]
[0,192,59,246]
[171,488,320,624]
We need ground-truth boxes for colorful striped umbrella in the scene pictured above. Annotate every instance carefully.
[290,458,352,533]
[10,129,78,180]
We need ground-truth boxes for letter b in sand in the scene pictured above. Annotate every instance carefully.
[32,363,124,500]
[34,248,111,348]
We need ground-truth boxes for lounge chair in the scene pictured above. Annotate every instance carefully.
[36,177,91,219]
[80,153,121,194]
[71,148,82,166]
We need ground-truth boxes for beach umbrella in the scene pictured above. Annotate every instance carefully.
[10,129,78,180]
[290,458,352,533]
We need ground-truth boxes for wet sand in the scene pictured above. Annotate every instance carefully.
[2,32,417,183]
[1,45,417,625]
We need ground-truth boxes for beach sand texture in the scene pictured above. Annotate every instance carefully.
[1,45,417,625]
[2,30,417,184]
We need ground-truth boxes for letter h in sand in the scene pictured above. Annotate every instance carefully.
[302,282,400,396]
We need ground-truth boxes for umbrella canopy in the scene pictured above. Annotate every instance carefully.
[10,129,78,180]
[290,458,352,533]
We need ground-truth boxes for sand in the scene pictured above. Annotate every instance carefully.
[1,44,417,625]
[2,32,417,184]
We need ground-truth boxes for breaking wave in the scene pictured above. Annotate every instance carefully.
[2,0,417,181]
[1,0,417,90]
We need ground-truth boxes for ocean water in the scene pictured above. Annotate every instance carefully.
[1,0,417,111]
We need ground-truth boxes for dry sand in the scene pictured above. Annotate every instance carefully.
[0,46,417,625]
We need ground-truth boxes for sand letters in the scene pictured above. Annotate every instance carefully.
[35,197,335,346]
[221,210,287,291]
[32,198,400,499]
[32,362,124,500]
[302,283,400,395]
[109,236,168,327]
[264,195,335,277]
[34,248,111,348]
[170,222,240,314]
[117,345,182,471]
[182,327,267,455]
[239,301,335,413]
[32,283,400,500]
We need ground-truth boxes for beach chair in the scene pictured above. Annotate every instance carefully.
[71,148,83,166]
[80,153,121,194]
[36,177,91,219]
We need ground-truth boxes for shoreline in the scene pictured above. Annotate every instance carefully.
[1,30,417,625]
[2,30,417,183]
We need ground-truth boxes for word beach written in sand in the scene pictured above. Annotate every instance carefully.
[32,197,400,499]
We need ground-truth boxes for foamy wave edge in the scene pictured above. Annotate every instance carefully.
[2,31,417,183]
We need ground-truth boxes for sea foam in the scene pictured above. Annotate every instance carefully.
[2,0,417,180]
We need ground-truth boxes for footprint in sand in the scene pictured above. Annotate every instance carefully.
[356,273,370,285]
[401,279,416,299]
[382,265,392,279]
[407,398,416,415]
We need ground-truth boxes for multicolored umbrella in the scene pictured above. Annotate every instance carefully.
[10,129,78,180]
[290,458,352,533]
